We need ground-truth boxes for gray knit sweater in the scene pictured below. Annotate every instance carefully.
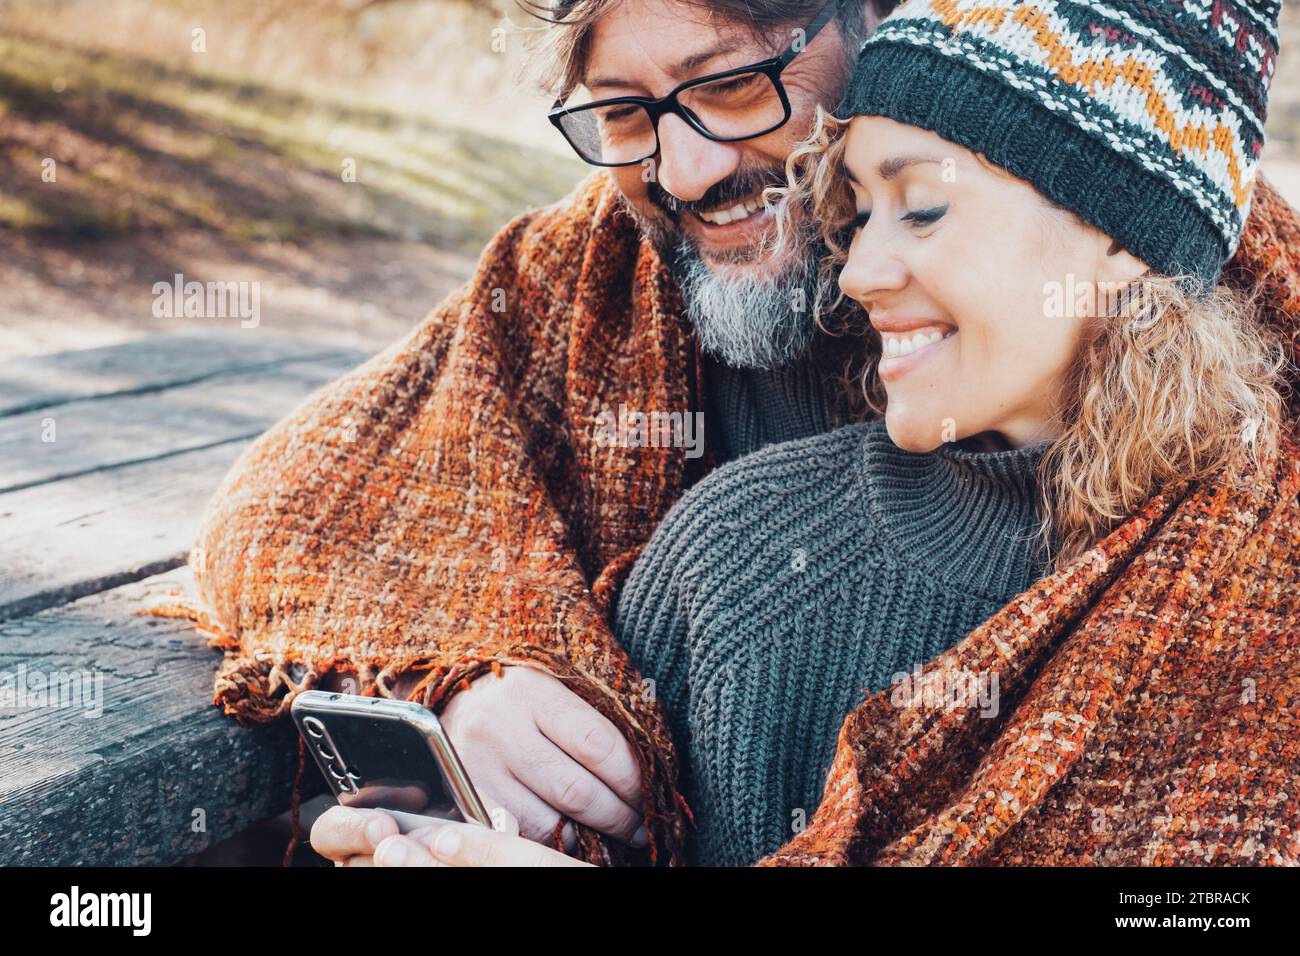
[613,418,1047,866]
[702,350,843,460]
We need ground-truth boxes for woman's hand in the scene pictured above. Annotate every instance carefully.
[309,802,593,867]
[374,805,593,868]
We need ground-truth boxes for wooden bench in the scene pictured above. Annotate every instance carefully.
[0,331,364,865]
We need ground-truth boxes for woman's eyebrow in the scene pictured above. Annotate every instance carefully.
[877,156,945,180]
[842,155,946,184]
[837,154,941,185]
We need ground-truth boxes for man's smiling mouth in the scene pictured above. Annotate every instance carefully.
[691,190,772,226]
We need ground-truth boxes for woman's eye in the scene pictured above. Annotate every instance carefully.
[851,210,871,231]
[902,203,948,226]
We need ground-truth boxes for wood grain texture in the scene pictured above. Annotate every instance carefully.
[1,442,256,620]
[0,355,361,493]
[0,330,358,417]
[0,337,365,620]
[0,568,320,866]
[0,332,359,863]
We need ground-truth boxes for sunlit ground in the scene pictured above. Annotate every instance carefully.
[1,0,1297,357]
[0,0,586,355]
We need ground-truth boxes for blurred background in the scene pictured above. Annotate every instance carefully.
[0,0,588,356]
[1,0,1298,358]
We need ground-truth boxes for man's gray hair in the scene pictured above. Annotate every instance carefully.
[519,0,890,102]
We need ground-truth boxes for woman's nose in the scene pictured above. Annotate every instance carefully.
[653,113,740,203]
[838,231,908,306]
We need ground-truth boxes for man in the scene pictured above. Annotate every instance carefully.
[417,0,883,851]
[194,0,890,865]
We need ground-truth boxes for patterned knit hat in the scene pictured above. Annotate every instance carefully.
[839,0,1281,284]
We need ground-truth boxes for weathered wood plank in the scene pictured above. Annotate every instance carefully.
[0,336,367,619]
[0,568,319,865]
[0,353,362,492]
[0,329,358,417]
[0,442,249,620]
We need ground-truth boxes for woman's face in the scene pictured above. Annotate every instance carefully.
[837,116,1146,451]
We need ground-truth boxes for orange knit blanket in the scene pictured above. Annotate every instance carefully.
[181,171,1300,865]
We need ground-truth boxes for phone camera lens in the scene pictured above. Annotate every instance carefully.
[302,717,326,738]
[316,744,335,761]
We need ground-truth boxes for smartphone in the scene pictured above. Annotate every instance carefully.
[291,690,492,833]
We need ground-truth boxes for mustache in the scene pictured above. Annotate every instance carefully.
[647,165,788,218]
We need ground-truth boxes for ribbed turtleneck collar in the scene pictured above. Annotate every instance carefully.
[858,421,1049,600]
[702,342,847,463]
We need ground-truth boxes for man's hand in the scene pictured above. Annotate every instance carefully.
[438,666,647,850]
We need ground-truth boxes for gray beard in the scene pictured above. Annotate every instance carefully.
[667,235,818,371]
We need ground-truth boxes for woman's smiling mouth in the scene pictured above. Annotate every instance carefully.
[875,323,957,381]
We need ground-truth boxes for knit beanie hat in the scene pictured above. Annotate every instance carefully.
[838,0,1281,285]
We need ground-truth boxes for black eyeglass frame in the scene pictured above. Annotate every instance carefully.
[548,0,843,167]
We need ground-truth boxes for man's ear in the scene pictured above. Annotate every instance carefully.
[1096,236,1149,285]
[863,1,886,32]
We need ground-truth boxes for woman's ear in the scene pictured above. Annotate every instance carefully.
[1096,236,1149,286]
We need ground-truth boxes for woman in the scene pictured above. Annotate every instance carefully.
[610,0,1290,865]
[353,0,1299,866]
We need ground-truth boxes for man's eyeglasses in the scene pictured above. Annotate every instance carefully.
[548,0,842,167]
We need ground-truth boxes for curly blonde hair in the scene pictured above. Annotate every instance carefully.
[767,107,1287,568]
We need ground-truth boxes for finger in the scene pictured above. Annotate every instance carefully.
[467,770,564,845]
[413,822,591,868]
[510,740,644,845]
[310,806,399,861]
[339,855,374,868]
[373,834,439,867]
[405,827,451,867]
[533,687,644,810]
[480,784,574,852]
[478,796,521,838]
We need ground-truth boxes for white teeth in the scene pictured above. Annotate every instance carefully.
[880,328,950,360]
[698,194,767,225]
